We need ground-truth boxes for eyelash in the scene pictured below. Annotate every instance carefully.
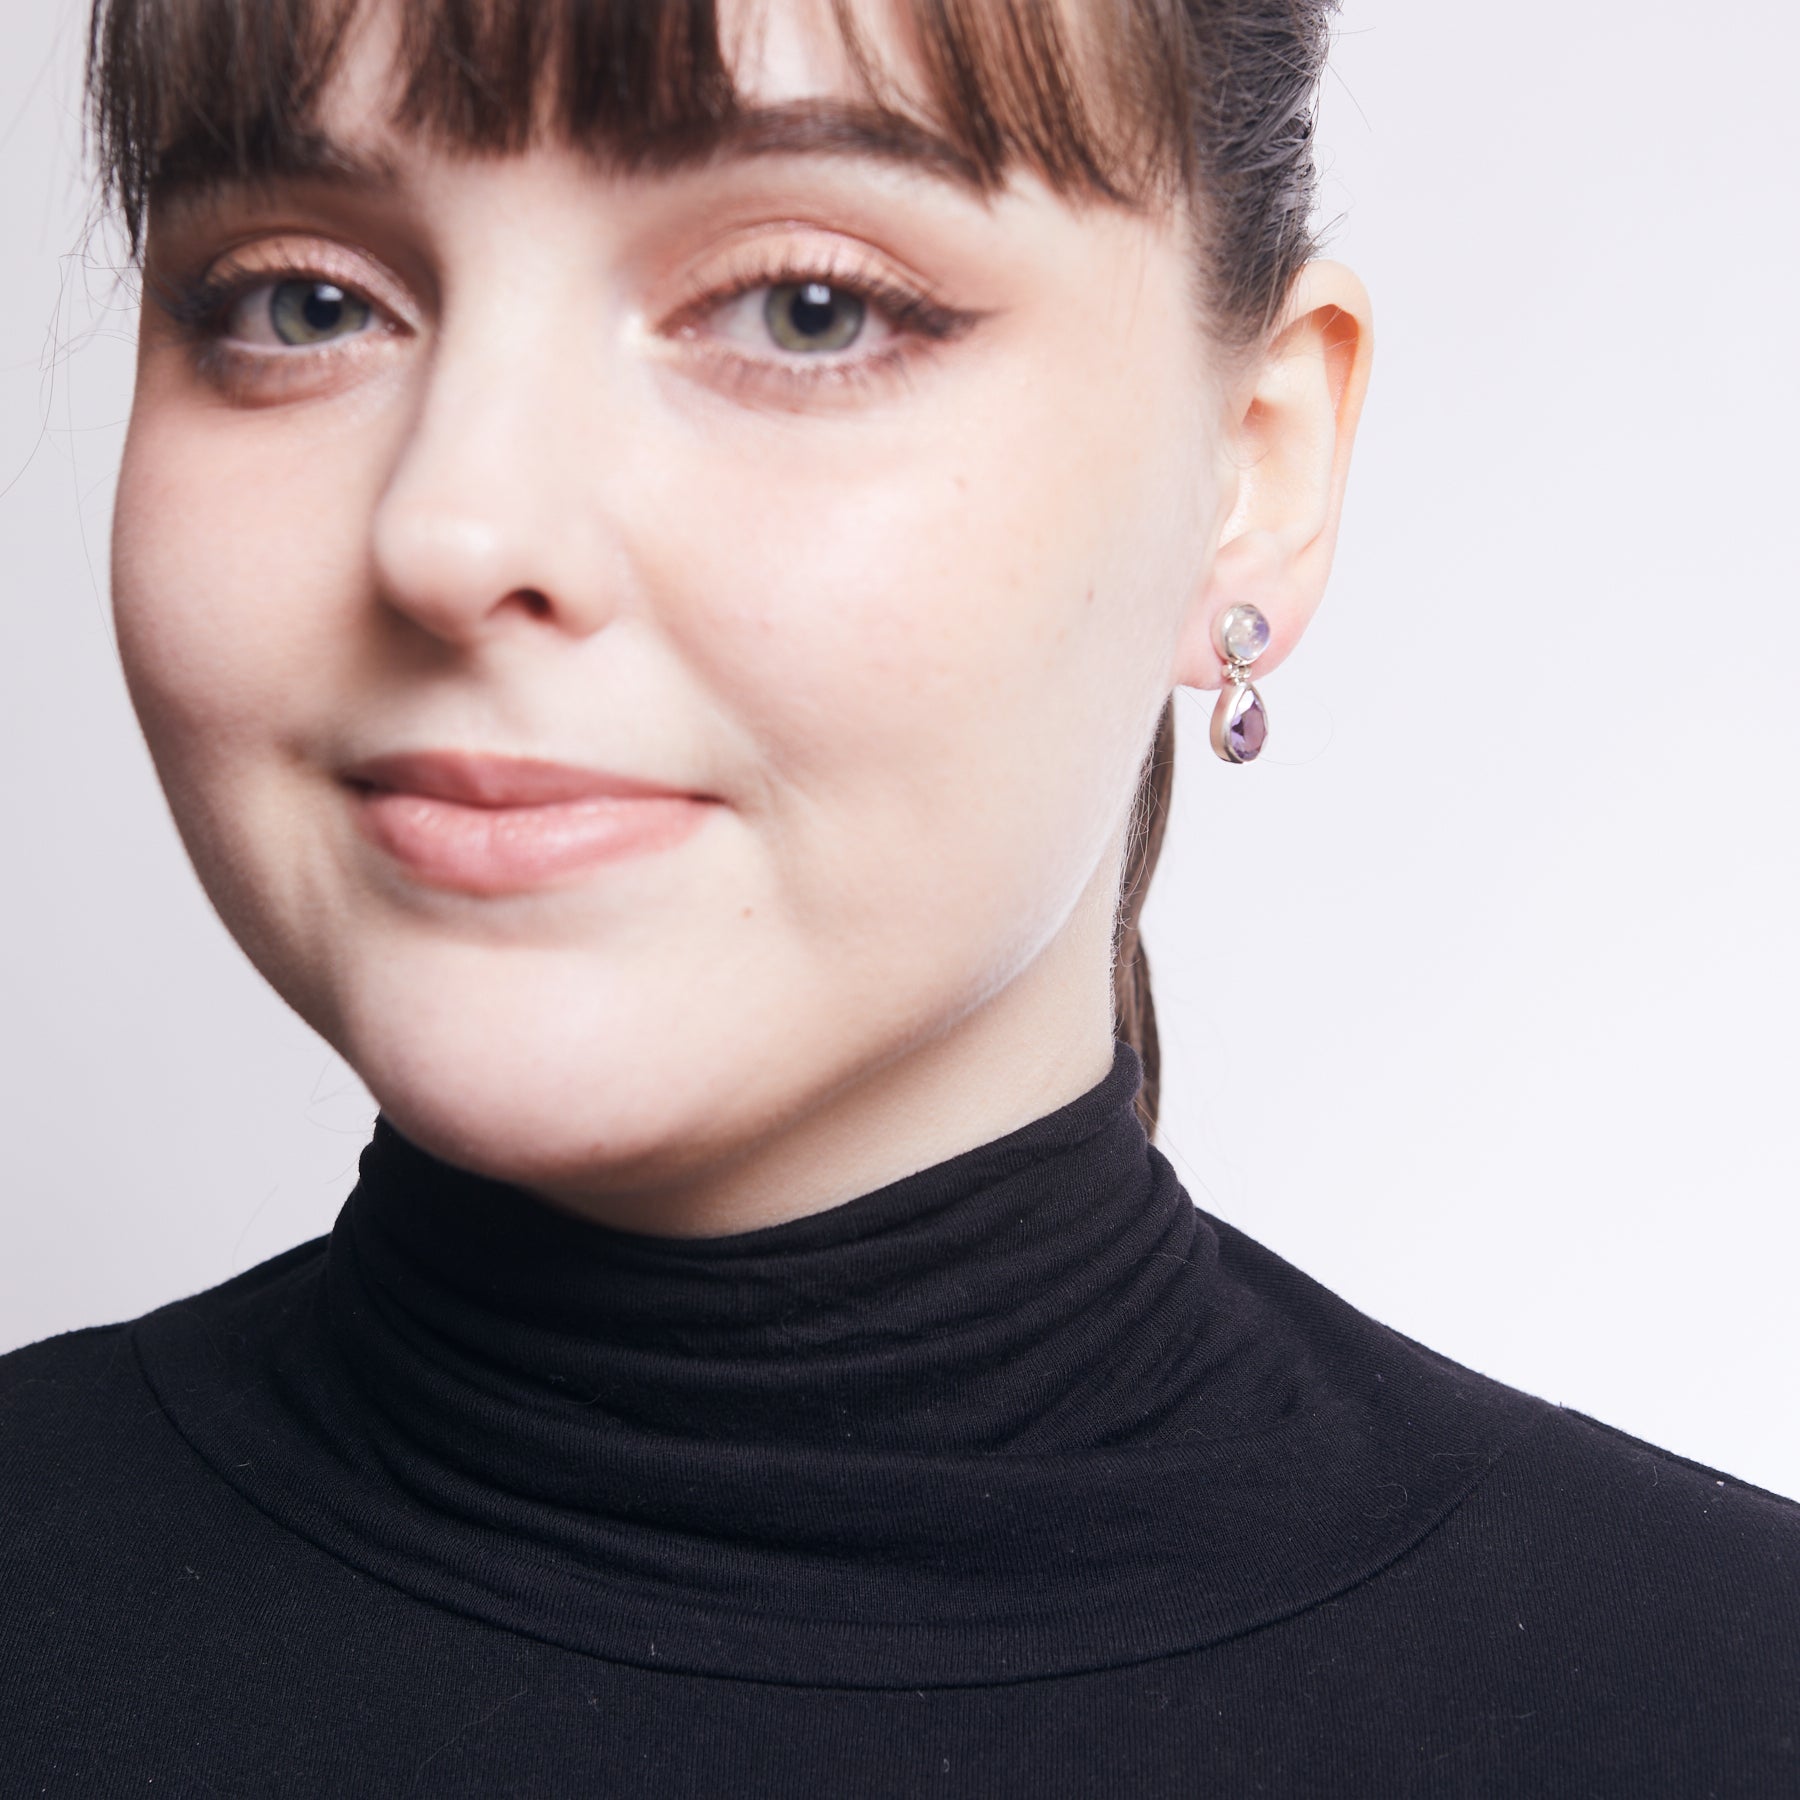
[156,244,977,402]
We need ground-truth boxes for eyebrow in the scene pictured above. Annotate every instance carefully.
[150,97,998,214]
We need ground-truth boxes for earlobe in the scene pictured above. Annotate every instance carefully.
[1172,259,1374,696]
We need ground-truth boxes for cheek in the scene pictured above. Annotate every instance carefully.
[107,369,394,995]
[653,367,1202,964]
[110,377,380,773]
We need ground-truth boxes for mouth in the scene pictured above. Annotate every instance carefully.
[341,750,718,896]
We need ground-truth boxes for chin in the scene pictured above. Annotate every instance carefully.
[316,955,796,1203]
[356,1031,722,1197]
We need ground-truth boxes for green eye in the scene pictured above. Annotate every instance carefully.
[266,279,372,346]
[763,281,866,354]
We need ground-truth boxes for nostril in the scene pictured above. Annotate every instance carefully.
[509,588,553,620]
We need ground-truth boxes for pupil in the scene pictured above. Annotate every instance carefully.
[789,282,838,339]
[301,285,346,333]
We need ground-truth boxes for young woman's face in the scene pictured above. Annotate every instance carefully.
[113,0,1244,1228]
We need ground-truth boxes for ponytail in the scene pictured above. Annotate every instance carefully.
[1112,697,1176,1140]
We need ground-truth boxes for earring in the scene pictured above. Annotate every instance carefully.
[1209,604,1271,764]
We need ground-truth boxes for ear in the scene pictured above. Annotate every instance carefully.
[1171,259,1375,692]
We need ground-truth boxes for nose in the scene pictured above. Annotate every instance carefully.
[370,304,625,649]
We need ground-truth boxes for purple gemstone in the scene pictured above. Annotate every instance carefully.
[1228,690,1267,761]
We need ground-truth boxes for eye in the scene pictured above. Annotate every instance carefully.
[667,247,979,399]
[227,278,375,348]
[761,280,868,355]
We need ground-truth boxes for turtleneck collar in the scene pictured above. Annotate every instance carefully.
[133,1039,1544,1687]
[342,1040,1276,1456]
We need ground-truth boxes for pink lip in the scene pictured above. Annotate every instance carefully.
[343,751,716,895]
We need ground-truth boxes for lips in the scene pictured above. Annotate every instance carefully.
[342,750,715,895]
[343,749,704,808]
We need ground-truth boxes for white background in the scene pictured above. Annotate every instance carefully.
[4,2,1796,1497]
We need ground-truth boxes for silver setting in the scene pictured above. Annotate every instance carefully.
[1209,604,1271,764]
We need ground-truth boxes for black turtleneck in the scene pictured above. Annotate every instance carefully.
[3,1041,1797,1795]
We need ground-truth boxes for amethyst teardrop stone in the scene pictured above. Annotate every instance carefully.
[1228,686,1267,762]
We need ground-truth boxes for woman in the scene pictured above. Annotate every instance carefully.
[3,0,1795,1791]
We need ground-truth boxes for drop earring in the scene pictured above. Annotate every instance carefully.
[1209,603,1271,764]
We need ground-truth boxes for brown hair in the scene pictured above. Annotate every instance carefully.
[84,0,1337,1139]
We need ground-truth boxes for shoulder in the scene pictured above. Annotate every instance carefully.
[1388,1388,1800,1724]
[0,1246,348,1690]
[0,1317,144,1437]
[1263,1354,1800,1788]
[1480,1386,1799,1528]
[1490,1398,1800,1585]
[1242,1219,1800,1604]
[0,1319,179,1581]
[0,1237,328,1535]
[1209,1208,1800,1666]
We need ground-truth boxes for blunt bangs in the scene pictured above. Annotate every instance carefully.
[86,0,1195,250]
